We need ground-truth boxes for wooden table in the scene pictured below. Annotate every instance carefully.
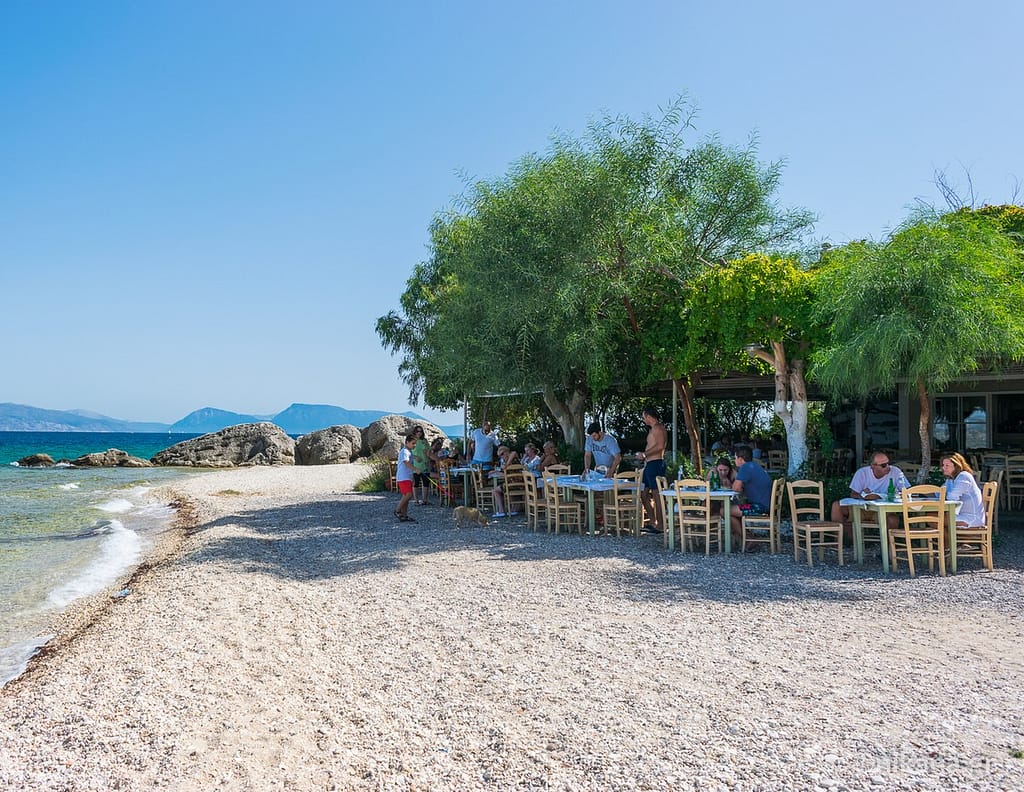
[843,497,961,573]
[556,475,638,536]
[660,488,736,553]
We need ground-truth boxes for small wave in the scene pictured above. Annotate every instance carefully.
[46,520,142,608]
[0,635,56,688]
[95,498,134,514]
[58,482,81,491]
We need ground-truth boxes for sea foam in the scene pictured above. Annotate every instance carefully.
[46,520,143,608]
[96,498,134,514]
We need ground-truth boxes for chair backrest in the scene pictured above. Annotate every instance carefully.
[543,474,564,507]
[673,478,712,526]
[545,463,571,476]
[901,484,947,532]
[786,479,827,523]
[981,480,998,528]
[612,470,640,504]
[767,476,784,522]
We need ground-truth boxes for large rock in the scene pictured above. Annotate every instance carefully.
[151,422,295,467]
[16,453,56,467]
[295,424,363,465]
[71,449,153,468]
[361,415,447,460]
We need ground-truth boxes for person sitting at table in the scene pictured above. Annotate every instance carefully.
[583,421,621,478]
[829,451,910,543]
[469,420,498,471]
[729,445,772,549]
[491,445,519,517]
[521,442,542,475]
[539,441,560,471]
[711,435,732,456]
[941,452,986,530]
[707,456,735,517]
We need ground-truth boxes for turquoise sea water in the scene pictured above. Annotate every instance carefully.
[0,432,200,686]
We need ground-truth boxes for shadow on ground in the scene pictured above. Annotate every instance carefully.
[179,493,1024,606]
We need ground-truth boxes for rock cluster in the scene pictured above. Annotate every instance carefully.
[71,449,153,468]
[151,422,296,468]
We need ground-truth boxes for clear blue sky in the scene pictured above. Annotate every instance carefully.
[2,1,1021,425]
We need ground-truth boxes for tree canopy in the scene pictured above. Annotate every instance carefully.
[377,100,813,448]
[813,208,1024,471]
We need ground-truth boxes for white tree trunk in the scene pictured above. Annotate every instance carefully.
[542,385,587,450]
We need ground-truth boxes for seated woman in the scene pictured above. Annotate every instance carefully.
[491,445,519,517]
[707,456,736,516]
[941,452,986,528]
[521,443,542,476]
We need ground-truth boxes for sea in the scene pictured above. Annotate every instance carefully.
[0,432,201,687]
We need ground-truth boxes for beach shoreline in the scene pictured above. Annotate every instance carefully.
[2,464,1023,790]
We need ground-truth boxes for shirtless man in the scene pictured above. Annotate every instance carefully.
[637,406,667,533]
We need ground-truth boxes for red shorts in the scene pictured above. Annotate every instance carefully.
[397,480,413,495]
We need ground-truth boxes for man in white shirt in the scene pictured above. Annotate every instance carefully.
[468,420,498,471]
[829,451,909,542]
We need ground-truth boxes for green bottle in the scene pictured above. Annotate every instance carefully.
[887,479,896,502]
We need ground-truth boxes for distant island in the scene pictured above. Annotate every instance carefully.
[0,402,464,437]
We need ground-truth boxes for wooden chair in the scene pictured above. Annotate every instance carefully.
[1004,454,1024,510]
[543,474,583,534]
[435,458,462,507]
[500,464,528,515]
[471,465,495,514]
[767,449,788,473]
[890,484,947,577]
[386,459,398,492]
[898,461,922,484]
[523,471,546,531]
[787,480,844,567]
[602,471,641,538]
[986,469,1004,533]
[741,476,783,554]
[949,480,997,571]
[545,463,571,476]
[981,452,1008,508]
[674,479,723,555]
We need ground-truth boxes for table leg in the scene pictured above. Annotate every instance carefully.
[462,471,472,506]
[852,505,865,565]
[664,493,676,550]
[947,504,958,574]
[877,509,891,574]
[717,496,732,555]
[587,490,597,536]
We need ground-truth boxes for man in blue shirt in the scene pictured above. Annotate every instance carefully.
[730,444,772,547]
[583,421,621,477]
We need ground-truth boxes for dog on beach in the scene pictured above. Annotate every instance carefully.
[453,505,489,528]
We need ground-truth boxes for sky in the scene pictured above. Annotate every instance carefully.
[2,1,1021,425]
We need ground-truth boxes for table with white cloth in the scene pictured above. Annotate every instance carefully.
[555,475,639,536]
[842,497,961,573]
[660,487,737,553]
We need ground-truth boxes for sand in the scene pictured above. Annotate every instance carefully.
[2,464,1023,791]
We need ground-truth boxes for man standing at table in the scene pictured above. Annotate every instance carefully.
[729,445,773,548]
[829,451,909,542]
[468,420,498,471]
[637,406,666,533]
[583,421,621,478]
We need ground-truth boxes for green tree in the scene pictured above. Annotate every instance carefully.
[378,101,813,449]
[679,253,822,475]
[813,208,1024,477]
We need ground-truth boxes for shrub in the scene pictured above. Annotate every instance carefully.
[355,454,393,493]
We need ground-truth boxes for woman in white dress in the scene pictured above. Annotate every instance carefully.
[940,452,986,528]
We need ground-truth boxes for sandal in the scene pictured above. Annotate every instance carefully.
[400,515,417,523]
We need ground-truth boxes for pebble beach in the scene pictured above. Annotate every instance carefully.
[2,464,1023,791]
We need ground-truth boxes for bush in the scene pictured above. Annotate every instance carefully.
[355,455,393,493]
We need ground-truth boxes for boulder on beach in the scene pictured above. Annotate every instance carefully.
[151,422,295,467]
[15,453,56,467]
[361,415,447,460]
[295,424,363,465]
[71,449,154,468]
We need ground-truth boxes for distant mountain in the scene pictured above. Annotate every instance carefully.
[0,403,170,432]
[271,403,422,434]
[0,401,447,434]
[167,407,269,434]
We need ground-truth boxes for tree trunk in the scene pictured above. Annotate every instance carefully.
[674,377,703,474]
[542,384,588,450]
[917,377,931,483]
[784,359,810,477]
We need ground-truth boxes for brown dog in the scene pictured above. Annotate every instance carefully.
[453,505,489,528]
